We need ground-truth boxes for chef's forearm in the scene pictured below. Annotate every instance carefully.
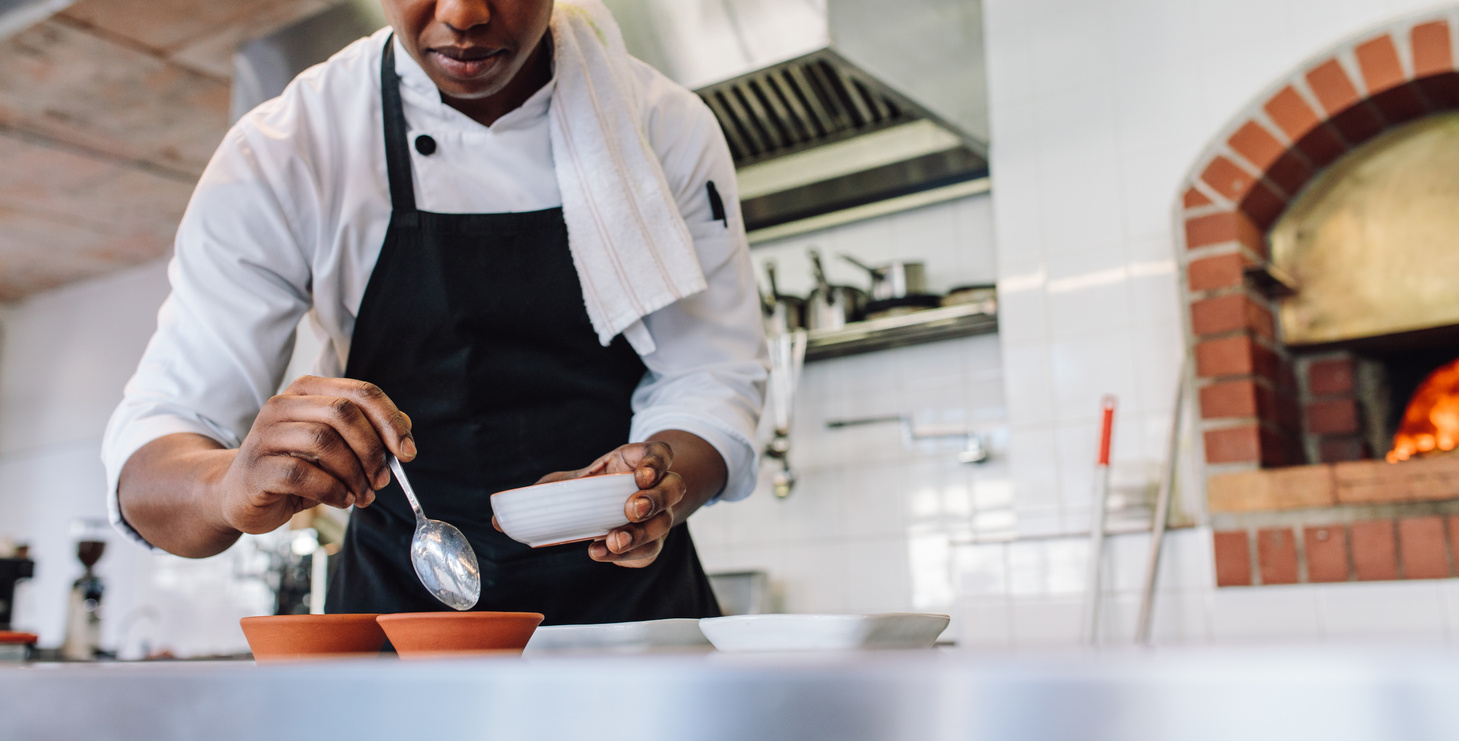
[116,433,243,559]
[647,430,726,525]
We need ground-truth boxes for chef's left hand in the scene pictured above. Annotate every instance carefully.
[516,442,685,568]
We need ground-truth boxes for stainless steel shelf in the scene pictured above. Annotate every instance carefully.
[805,300,997,361]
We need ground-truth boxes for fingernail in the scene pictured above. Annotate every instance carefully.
[402,437,417,460]
[375,469,390,489]
[614,531,631,551]
[635,497,652,519]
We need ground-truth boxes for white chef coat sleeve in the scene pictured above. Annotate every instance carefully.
[628,63,769,504]
[101,112,319,548]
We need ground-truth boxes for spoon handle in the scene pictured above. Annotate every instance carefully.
[387,454,427,524]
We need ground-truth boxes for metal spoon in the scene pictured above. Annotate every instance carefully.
[387,454,481,610]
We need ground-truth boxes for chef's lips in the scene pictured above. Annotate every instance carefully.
[426,45,507,82]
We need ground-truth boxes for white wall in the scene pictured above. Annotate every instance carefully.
[0,259,272,657]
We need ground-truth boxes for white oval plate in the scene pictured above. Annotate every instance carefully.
[524,618,710,654]
[698,613,950,652]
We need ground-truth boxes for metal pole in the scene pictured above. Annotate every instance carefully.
[1135,361,1188,646]
[1083,396,1117,646]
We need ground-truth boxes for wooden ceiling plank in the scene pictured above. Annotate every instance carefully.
[58,0,294,56]
[169,0,340,80]
[0,20,228,176]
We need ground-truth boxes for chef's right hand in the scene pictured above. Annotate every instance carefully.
[215,376,415,535]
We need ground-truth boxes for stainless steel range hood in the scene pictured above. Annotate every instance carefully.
[604,0,988,237]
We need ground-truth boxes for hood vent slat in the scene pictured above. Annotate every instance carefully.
[699,54,917,168]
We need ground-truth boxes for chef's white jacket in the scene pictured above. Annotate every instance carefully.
[102,29,768,548]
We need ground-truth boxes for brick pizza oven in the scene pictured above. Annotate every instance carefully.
[1176,9,1459,587]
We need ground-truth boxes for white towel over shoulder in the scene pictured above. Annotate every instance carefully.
[548,0,707,355]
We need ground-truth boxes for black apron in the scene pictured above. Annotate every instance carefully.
[323,38,721,625]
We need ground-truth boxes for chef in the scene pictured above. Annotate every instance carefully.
[100,0,766,623]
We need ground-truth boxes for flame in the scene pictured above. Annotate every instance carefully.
[1388,359,1459,462]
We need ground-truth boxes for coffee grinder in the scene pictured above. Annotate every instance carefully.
[61,519,107,661]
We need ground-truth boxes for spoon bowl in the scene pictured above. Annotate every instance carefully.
[389,455,481,610]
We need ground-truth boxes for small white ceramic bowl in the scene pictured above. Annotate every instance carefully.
[491,473,639,548]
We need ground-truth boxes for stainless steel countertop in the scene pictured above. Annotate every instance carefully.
[4,646,1458,740]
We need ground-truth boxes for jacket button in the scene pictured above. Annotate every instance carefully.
[415,134,437,155]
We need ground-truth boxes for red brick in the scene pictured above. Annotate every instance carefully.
[1328,104,1385,146]
[1205,424,1261,464]
[1447,515,1459,562]
[1184,211,1263,252]
[1278,361,1300,395]
[1228,121,1287,171]
[1200,380,1259,419]
[1195,335,1280,381]
[1306,58,1362,114]
[1183,187,1213,209]
[1200,155,1257,202]
[1351,520,1398,581]
[1188,253,1245,292]
[1304,525,1350,582]
[1308,357,1355,396]
[1418,71,1459,108]
[1196,335,1254,377]
[1264,86,1323,141]
[1247,299,1275,339]
[1214,530,1253,587]
[1240,179,1288,228]
[1257,528,1300,584]
[1307,398,1360,436]
[1251,341,1280,382]
[1185,212,1234,248]
[1260,426,1301,467]
[1190,293,1274,339]
[1191,294,1248,336]
[1355,34,1407,94]
[1372,84,1430,124]
[1277,393,1302,432]
[1399,516,1449,579]
[1293,124,1349,167]
[1412,21,1454,78]
[1264,151,1315,197]
[1255,383,1280,426]
[1318,437,1367,463]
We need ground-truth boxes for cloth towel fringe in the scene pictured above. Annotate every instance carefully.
[548,0,707,355]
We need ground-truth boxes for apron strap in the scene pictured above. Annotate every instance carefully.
[380,35,419,220]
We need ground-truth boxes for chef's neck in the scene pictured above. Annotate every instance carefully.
[440,33,553,128]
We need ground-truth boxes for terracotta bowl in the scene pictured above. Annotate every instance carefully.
[376,612,545,658]
[240,614,386,662]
